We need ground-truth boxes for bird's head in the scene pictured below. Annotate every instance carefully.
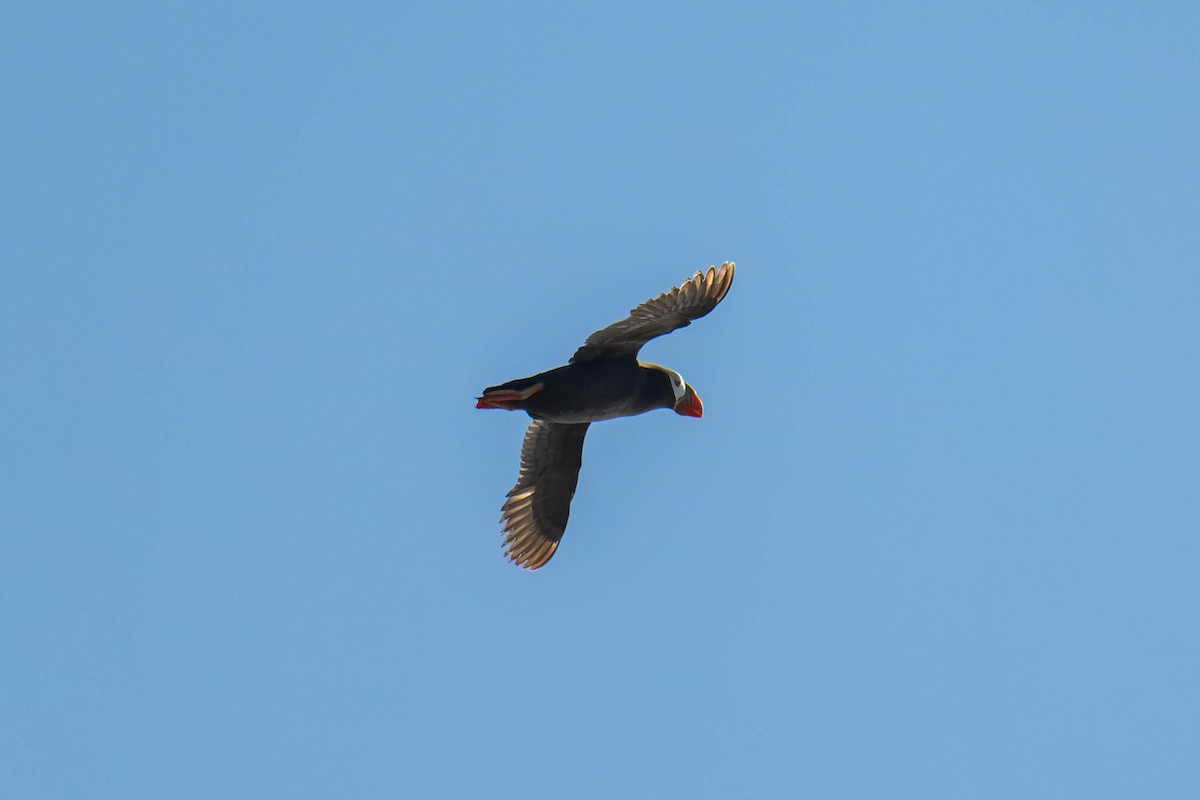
[663,367,703,418]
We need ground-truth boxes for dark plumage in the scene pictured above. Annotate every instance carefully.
[477,261,736,569]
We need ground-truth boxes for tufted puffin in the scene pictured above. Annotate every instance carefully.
[476,261,735,570]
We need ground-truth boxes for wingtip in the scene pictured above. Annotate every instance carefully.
[503,534,558,570]
[709,260,735,302]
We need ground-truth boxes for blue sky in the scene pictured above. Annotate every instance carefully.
[3,2,1198,797]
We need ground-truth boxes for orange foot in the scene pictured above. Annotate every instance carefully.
[475,382,544,410]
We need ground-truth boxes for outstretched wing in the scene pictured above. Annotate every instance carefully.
[500,421,590,570]
[571,261,736,363]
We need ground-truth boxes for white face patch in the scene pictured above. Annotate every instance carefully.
[666,369,687,403]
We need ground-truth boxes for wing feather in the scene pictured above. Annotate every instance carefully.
[570,261,735,363]
[500,421,590,570]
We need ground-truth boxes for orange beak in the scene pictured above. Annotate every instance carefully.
[674,384,704,418]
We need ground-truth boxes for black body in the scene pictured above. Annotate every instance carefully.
[483,357,674,423]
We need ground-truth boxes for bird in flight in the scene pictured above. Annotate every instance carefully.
[476,261,736,569]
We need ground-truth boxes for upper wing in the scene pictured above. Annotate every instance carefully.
[500,420,590,570]
[571,261,736,363]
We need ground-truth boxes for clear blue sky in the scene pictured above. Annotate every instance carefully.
[3,2,1198,798]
